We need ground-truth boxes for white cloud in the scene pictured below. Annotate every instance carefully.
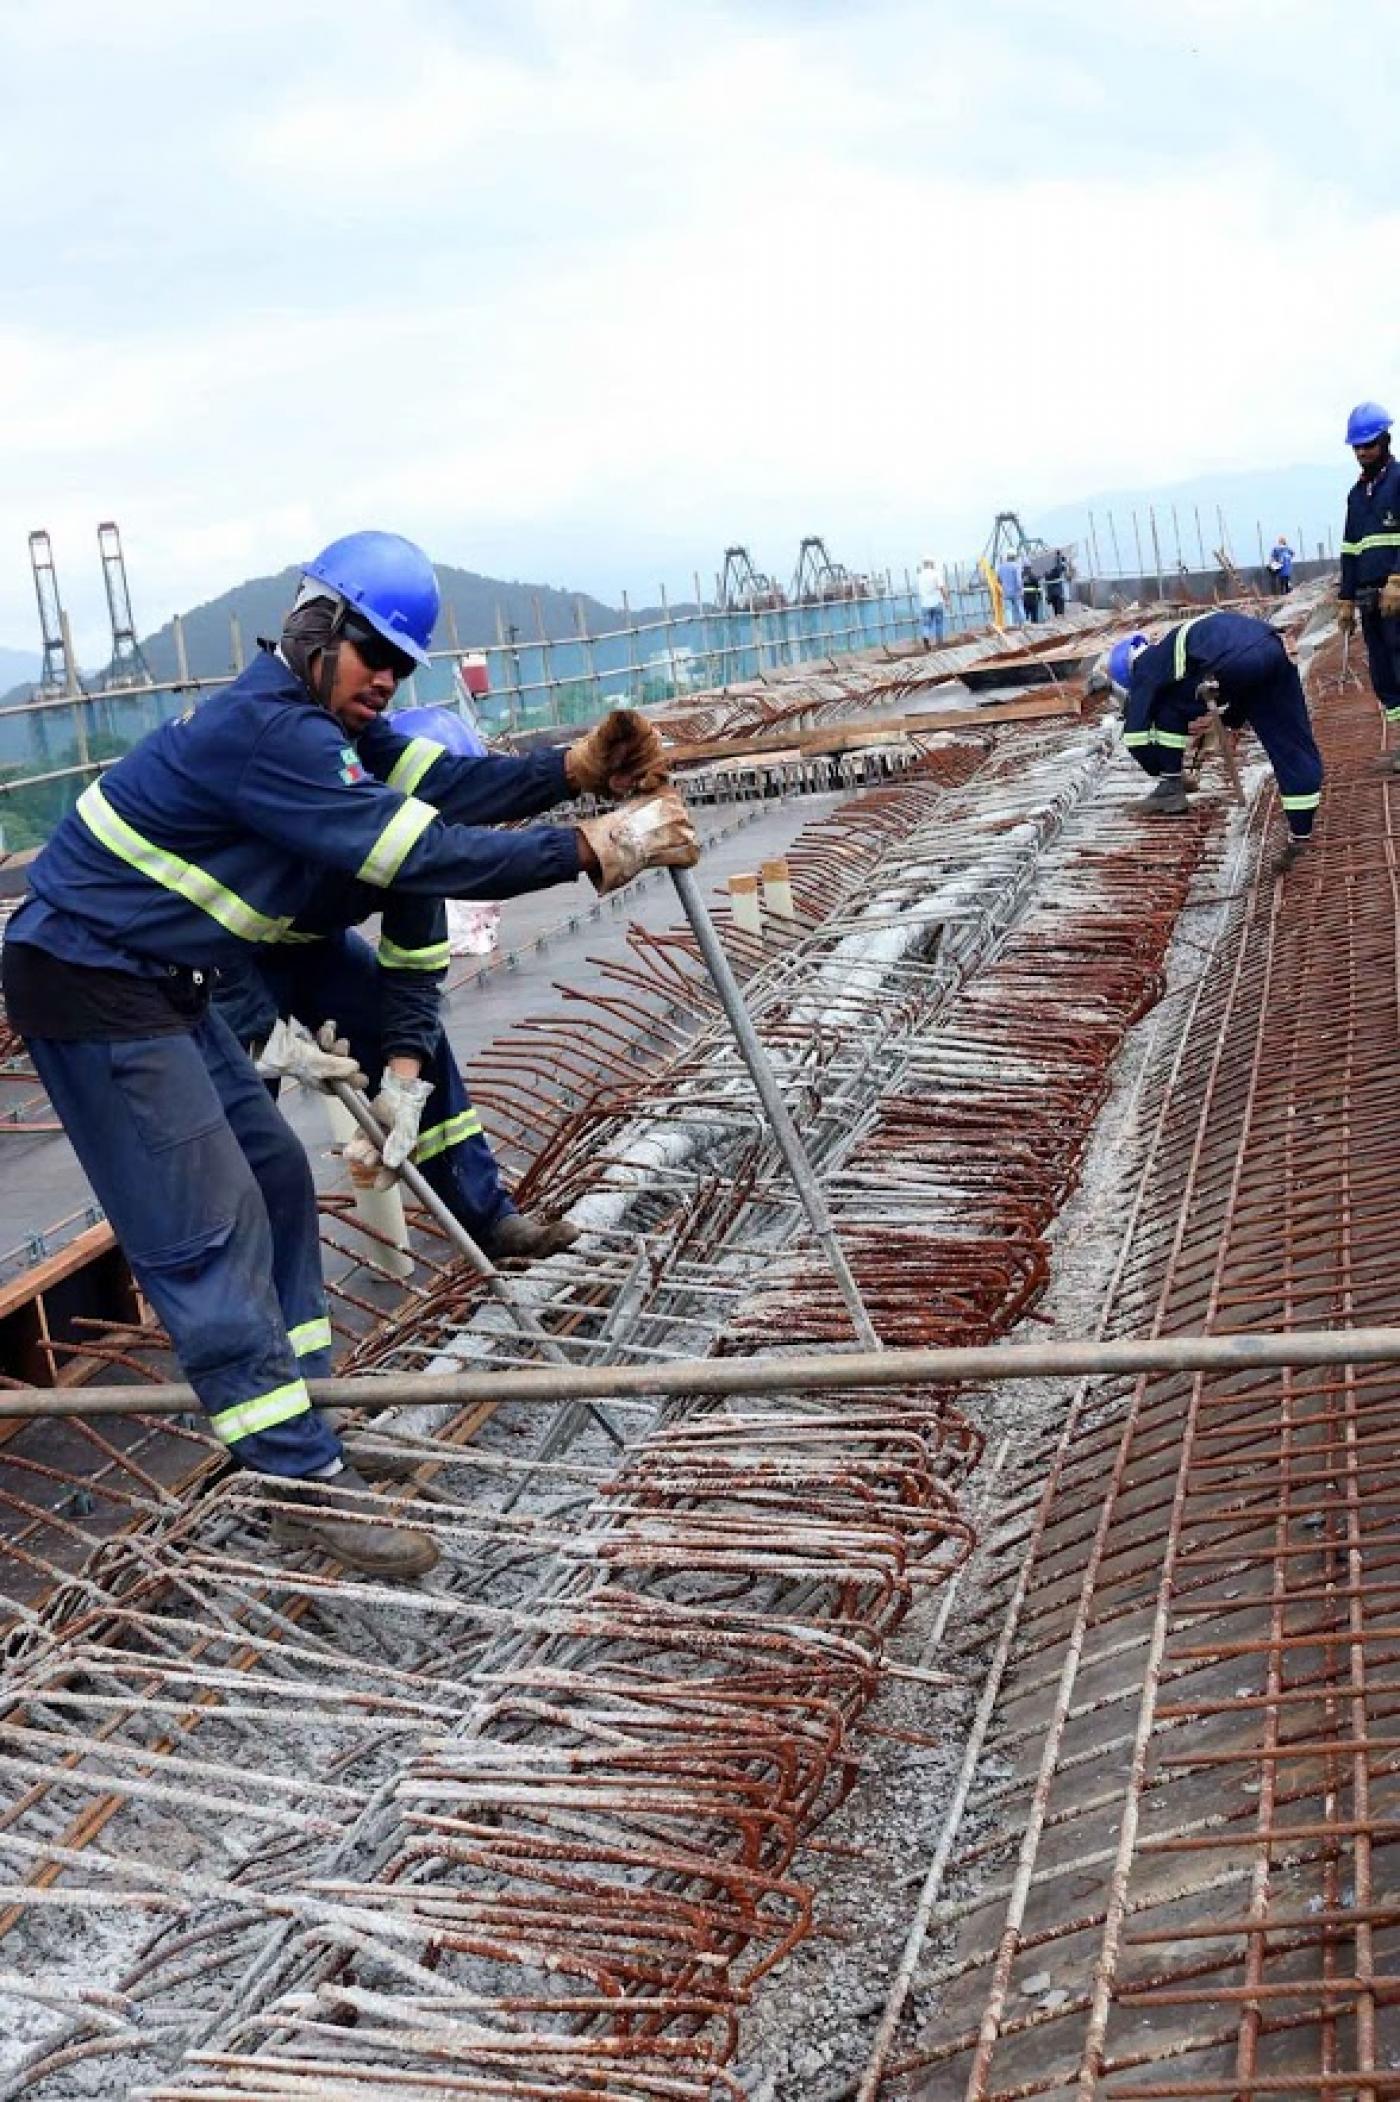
[0,0,1391,657]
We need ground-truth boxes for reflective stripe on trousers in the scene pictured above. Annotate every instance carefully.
[288,1315,333,1357]
[209,1378,311,1444]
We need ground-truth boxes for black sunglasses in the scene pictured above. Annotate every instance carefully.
[340,618,417,683]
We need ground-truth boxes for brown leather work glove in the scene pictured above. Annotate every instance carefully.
[565,710,669,799]
[576,789,699,894]
[1337,598,1357,634]
[1381,575,1400,620]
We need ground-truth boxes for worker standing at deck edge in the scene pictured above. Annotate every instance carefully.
[1,530,694,1581]
[1337,402,1400,760]
[1109,610,1323,872]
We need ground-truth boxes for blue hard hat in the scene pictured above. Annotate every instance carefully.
[1345,401,1392,448]
[301,530,440,665]
[1107,634,1148,691]
[390,703,487,759]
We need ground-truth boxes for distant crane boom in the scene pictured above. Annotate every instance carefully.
[97,521,153,689]
[28,531,77,696]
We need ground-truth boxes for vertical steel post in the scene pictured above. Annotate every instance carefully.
[1149,507,1165,601]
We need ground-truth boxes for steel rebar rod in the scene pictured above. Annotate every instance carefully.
[10,1325,1400,1419]
[329,1081,623,1448]
[668,863,881,1349]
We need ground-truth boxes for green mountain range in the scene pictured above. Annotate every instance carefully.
[1,564,656,706]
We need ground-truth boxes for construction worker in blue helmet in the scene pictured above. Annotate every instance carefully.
[2,530,693,1582]
[215,698,581,1266]
[1338,403,1400,761]
[1107,612,1323,872]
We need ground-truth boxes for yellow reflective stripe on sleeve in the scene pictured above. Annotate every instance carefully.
[76,785,295,945]
[413,1109,485,1163]
[208,1379,311,1445]
[1344,534,1400,555]
[386,737,445,795]
[287,1317,332,1357]
[277,931,326,946]
[1154,729,1191,750]
[1171,616,1207,683]
[378,936,452,972]
[356,796,437,888]
[1280,792,1322,811]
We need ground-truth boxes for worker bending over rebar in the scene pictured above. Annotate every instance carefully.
[1,530,693,1580]
[1108,610,1324,872]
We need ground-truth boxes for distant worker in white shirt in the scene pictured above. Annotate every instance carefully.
[917,556,950,647]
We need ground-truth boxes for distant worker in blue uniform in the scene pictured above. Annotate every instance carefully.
[1337,401,1400,760]
[1108,611,1323,872]
[1267,536,1294,595]
[995,555,1024,626]
[215,703,578,1264]
[1,530,692,1580]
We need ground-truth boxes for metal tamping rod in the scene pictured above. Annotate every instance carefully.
[330,1082,623,1445]
[668,861,881,1350]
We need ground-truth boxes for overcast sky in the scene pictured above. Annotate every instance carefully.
[1,0,1395,655]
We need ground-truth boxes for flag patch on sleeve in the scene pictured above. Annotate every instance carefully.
[338,746,368,785]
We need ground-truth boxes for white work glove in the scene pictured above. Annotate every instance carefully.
[255,1018,367,1093]
[576,789,700,896]
[344,1070,434,1188]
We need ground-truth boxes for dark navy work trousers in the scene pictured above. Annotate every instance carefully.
[27,1008,341,1476]
[1361,604,1400,722]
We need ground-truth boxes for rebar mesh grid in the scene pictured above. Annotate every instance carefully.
[894,624,1400,2099]
[0,664,1236,2097]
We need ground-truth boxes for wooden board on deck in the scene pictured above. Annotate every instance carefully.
[0,1223,144,1446]
[663,687,1085,767]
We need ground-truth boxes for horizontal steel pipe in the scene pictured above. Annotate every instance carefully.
[5,1326,1400,1420]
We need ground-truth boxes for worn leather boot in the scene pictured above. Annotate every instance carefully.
[270,1465,439,1579]
[1272,836,1311,876]
[483,1212,581,1262]
[1141,776,1189,817]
